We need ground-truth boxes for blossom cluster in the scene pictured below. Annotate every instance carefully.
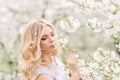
[60,0,120,52]
[78,48,120,80]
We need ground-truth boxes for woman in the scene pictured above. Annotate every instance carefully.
[18,19,81,80]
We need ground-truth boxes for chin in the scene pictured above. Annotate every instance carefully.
[50,48,57,56]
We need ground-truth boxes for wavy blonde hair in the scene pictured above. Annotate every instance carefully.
[18,19,56,80]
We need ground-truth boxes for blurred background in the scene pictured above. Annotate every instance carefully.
[0,0,120,80]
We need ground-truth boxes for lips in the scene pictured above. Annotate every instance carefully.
[50,44,55,48]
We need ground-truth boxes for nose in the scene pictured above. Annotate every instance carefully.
[49,36,54,43]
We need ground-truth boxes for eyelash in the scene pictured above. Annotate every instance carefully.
[51,34,55,36]
[41,38,46,40]
[41,34,55,41]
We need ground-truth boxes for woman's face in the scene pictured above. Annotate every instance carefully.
[40,26,57,55]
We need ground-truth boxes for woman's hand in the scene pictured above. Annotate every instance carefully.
[67,52,79,73]
[67,52,81,80]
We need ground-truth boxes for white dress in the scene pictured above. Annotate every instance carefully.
[32,58,69,80]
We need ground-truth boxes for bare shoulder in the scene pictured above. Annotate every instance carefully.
[36,75,53,80]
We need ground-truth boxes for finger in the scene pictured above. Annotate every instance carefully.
[68,52,79,62]
[74,53,79,58]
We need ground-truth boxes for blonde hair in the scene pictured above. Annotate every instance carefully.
[18,19,56,80]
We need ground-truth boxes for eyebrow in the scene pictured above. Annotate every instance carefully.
[42,31,54,36]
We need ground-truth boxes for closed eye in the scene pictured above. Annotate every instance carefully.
[41,38,46,40]
[41,36,47,41]
[51,34,55,36]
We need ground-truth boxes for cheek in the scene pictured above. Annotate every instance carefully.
[40,41,49,50]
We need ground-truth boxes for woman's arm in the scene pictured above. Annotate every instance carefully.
[69,65,80,80]
[36,75,53,80]
[67,53,81,80]
[70,71,79,80]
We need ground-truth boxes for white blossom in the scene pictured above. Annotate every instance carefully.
[60,16,80,33]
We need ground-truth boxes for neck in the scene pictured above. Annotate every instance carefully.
[41,53,56,68]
